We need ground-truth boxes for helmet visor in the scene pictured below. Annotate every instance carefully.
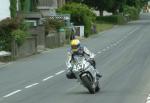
[71,44,80,52]
[71,45,78,49]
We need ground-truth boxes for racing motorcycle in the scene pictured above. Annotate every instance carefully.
[66,56,100,94]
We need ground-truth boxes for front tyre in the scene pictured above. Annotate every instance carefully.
[81,74,95,94]
[95,81,100,92]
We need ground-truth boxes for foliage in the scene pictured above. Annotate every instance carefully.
[9,0,17,18]
[0,18,18,51]
[106,0,126,14]
[57,3,96,37]
[0,17,28,51]
[68,0,143,16]
[11,29,27,46]
[30,0,39,11]
[20,0,26,11]
[123,6,139,20]
[96,15,126,24]
[44,19,65,34]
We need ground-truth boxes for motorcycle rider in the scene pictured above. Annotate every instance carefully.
[66,38,102,79]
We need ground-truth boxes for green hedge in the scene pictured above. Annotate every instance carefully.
[96,15,126,25]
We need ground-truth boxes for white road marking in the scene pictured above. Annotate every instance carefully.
[55,70,65,75]
[0,62,13,69]
[102,49,106,52]
[113,43,117,46]
[3,90,22,98]
[25,83,39,89]
[42,75,54,81]
[97,51,102,54]
[146,94,150,103]
[147,96,150,100]
[106,46,110,49]
[128,26,141,35]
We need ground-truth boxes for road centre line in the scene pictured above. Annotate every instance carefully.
[55,70,65,75]
[25,83,39,89]
[146,94,150,103]
[106,46,110,49]
[102,49,106,52]
[3,90,22,98]
[42,75,54,81]
[97,51,102,54]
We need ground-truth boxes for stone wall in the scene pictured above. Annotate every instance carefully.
[11,36,37,59]
[45,30,66,48]
[28,26,45,51]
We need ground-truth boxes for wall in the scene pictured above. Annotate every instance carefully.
[28,26,46,50]
[12,36,37,59]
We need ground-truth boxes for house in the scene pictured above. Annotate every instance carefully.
[37,0,65,16]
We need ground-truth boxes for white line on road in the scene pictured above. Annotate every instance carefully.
[102,49,106,52]
[42,75,54,81]
[55,70,65,75]
[0,62,13,69]
[145,94,150,103]
[3,90,22,98]
[113,43,117,46]
[97,51,102,54]
[25,83,39,89]
[128,26,141,35]
[106,46,110,49]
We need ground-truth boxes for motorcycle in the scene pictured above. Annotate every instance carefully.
[66,56,100,94]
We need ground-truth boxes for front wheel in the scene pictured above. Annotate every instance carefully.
[95,81,100,92]
[81,74,95,94]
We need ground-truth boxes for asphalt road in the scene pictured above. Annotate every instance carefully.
[0,13,150,103]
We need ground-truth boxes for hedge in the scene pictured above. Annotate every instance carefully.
[96,15,126,25]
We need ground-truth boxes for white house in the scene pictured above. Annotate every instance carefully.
[0,0,10,21]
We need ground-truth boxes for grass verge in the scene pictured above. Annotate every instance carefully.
[96,23,113,33]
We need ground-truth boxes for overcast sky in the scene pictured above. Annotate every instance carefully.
[0,0,10,21]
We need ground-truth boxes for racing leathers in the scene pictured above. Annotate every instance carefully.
[66,46,100,79]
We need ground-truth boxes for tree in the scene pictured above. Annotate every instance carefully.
[70,0,120,16]
[30,0,39,11]
[20,0,26,11]
[57,3,96,37]
[107,0,126,14]
[82,0,114,16]
[9,0,17,18]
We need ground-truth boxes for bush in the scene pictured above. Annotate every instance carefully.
[123,6,139,20]
[0,17,28,51]
[57,3,96,37]
[44,19,65,34]
[11,29,27,46]
[96,15,126,24]
[0,18,19,51]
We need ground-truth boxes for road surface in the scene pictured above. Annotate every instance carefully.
[0,13,150,103]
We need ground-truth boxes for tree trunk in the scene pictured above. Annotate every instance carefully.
[99,10,103,16]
